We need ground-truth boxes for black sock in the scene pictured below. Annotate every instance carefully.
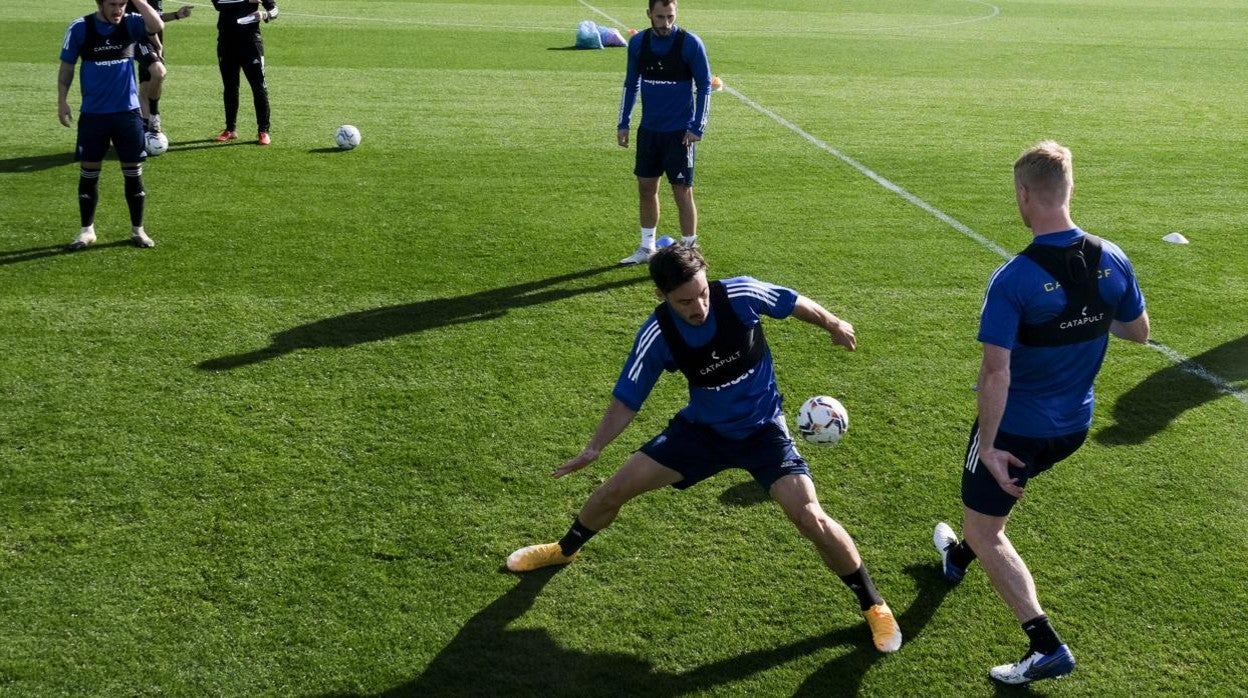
[949,541,977,570]
[839,565,885,611]
[78,167,101,226]
[148,97,160,115]
[558,517,597,556]
[122,166,145,227]
[1022,614,1062,656]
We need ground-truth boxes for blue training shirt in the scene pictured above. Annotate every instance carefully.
[617,26,712,136]
[60,13,146,114]
[978,229,1146,437]
[613,276,798,439]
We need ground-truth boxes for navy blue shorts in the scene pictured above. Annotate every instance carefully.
[639,414,810,491]
[961,419,1087,517]
[137,40,163,82]
[75,110,146,163]
[634,127,695,186]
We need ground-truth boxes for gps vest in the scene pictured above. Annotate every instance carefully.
[655,281,767,388]
[638,28,692,82]
[79,14,135,62]
[1017,235,1115,346]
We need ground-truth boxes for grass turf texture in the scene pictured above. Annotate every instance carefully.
[2,0,1246,694]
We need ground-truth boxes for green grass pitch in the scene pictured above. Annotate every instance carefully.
[2,0,1245,694]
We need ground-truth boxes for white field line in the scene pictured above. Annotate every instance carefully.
[581,0,1247,407]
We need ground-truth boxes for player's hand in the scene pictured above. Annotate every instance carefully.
[828,318,856,351]
[58,103,72,127]
[617,128,629,148]
[175,5,193,19]
[980,446,1026,498]
[681,130,701,147]
[552,447,599,478]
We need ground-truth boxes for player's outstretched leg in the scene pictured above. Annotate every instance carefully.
[770,473,902,652]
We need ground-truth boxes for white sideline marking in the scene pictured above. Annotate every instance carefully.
[580,0,1246,406]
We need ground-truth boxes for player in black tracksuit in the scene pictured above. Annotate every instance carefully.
[211,0,278,144]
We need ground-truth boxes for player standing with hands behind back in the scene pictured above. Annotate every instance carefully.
[616,0,711,265]
[933,141,1150,685]
[58,0,163,250]
[211,0,278,145]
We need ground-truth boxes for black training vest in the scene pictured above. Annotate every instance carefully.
[638,28,692,82]
[654,281,767,388]
[1016,235,1115,347]
[80,14,135,62]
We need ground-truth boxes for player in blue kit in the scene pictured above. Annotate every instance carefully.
[507,246,903,653]
[616,0,712,265]
[58,0,164,250]
[932,141,1150,684]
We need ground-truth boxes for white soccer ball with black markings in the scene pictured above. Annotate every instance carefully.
[796,395,849,446]
[335,124,361,150]
[144,131,169,156]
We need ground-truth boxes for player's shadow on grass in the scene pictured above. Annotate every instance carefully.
[1097,335,1248,445]
[0,152,75,173]
[308,147,350,154]
[199,265,649,371]
[329,563,950,696]
[0,240,133,267]
[165,138,253,153]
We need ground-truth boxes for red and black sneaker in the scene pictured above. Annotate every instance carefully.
[214,129,237,143]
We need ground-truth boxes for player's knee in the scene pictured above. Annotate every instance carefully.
[637,178,660,197]
[150,62,167,82]
[795,507,835,541]
[963,517,1004,551]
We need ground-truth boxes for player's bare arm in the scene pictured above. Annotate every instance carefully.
[129,0,165,34]
[792,295,856,351]
[1110,310,1150,344]
[57,61,75,126]
[976,343,1026,498]
[552,398,638,478]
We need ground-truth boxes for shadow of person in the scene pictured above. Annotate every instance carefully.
[1097,336,1248,445]
[0,239,134,267]
[198,265,649,371]
[0,151,75,173]
[333,562,953,697]
[326,567,675,697]
[717,478,770,508]
[784,563,954,696]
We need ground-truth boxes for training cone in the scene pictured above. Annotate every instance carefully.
[656,235,674,249]
[628,28,638,37]
[711,75,724,91]
[1162,231,1189,244]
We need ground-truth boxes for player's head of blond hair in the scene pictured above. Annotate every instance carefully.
[1014,140,1073,206]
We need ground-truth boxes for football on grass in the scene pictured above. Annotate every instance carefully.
[796,395,849,445]
[335,124,361,150]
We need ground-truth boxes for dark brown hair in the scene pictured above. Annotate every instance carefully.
[649,245,706,294]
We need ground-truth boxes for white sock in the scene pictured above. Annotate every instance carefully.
[80,225,95,236]
[132,225,146,237]
[640,227,657,249]
[682,234,698,245]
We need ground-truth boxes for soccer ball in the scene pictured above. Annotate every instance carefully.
[144,131,169,156]
[335,124,361,150]
[796,395,849,446]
